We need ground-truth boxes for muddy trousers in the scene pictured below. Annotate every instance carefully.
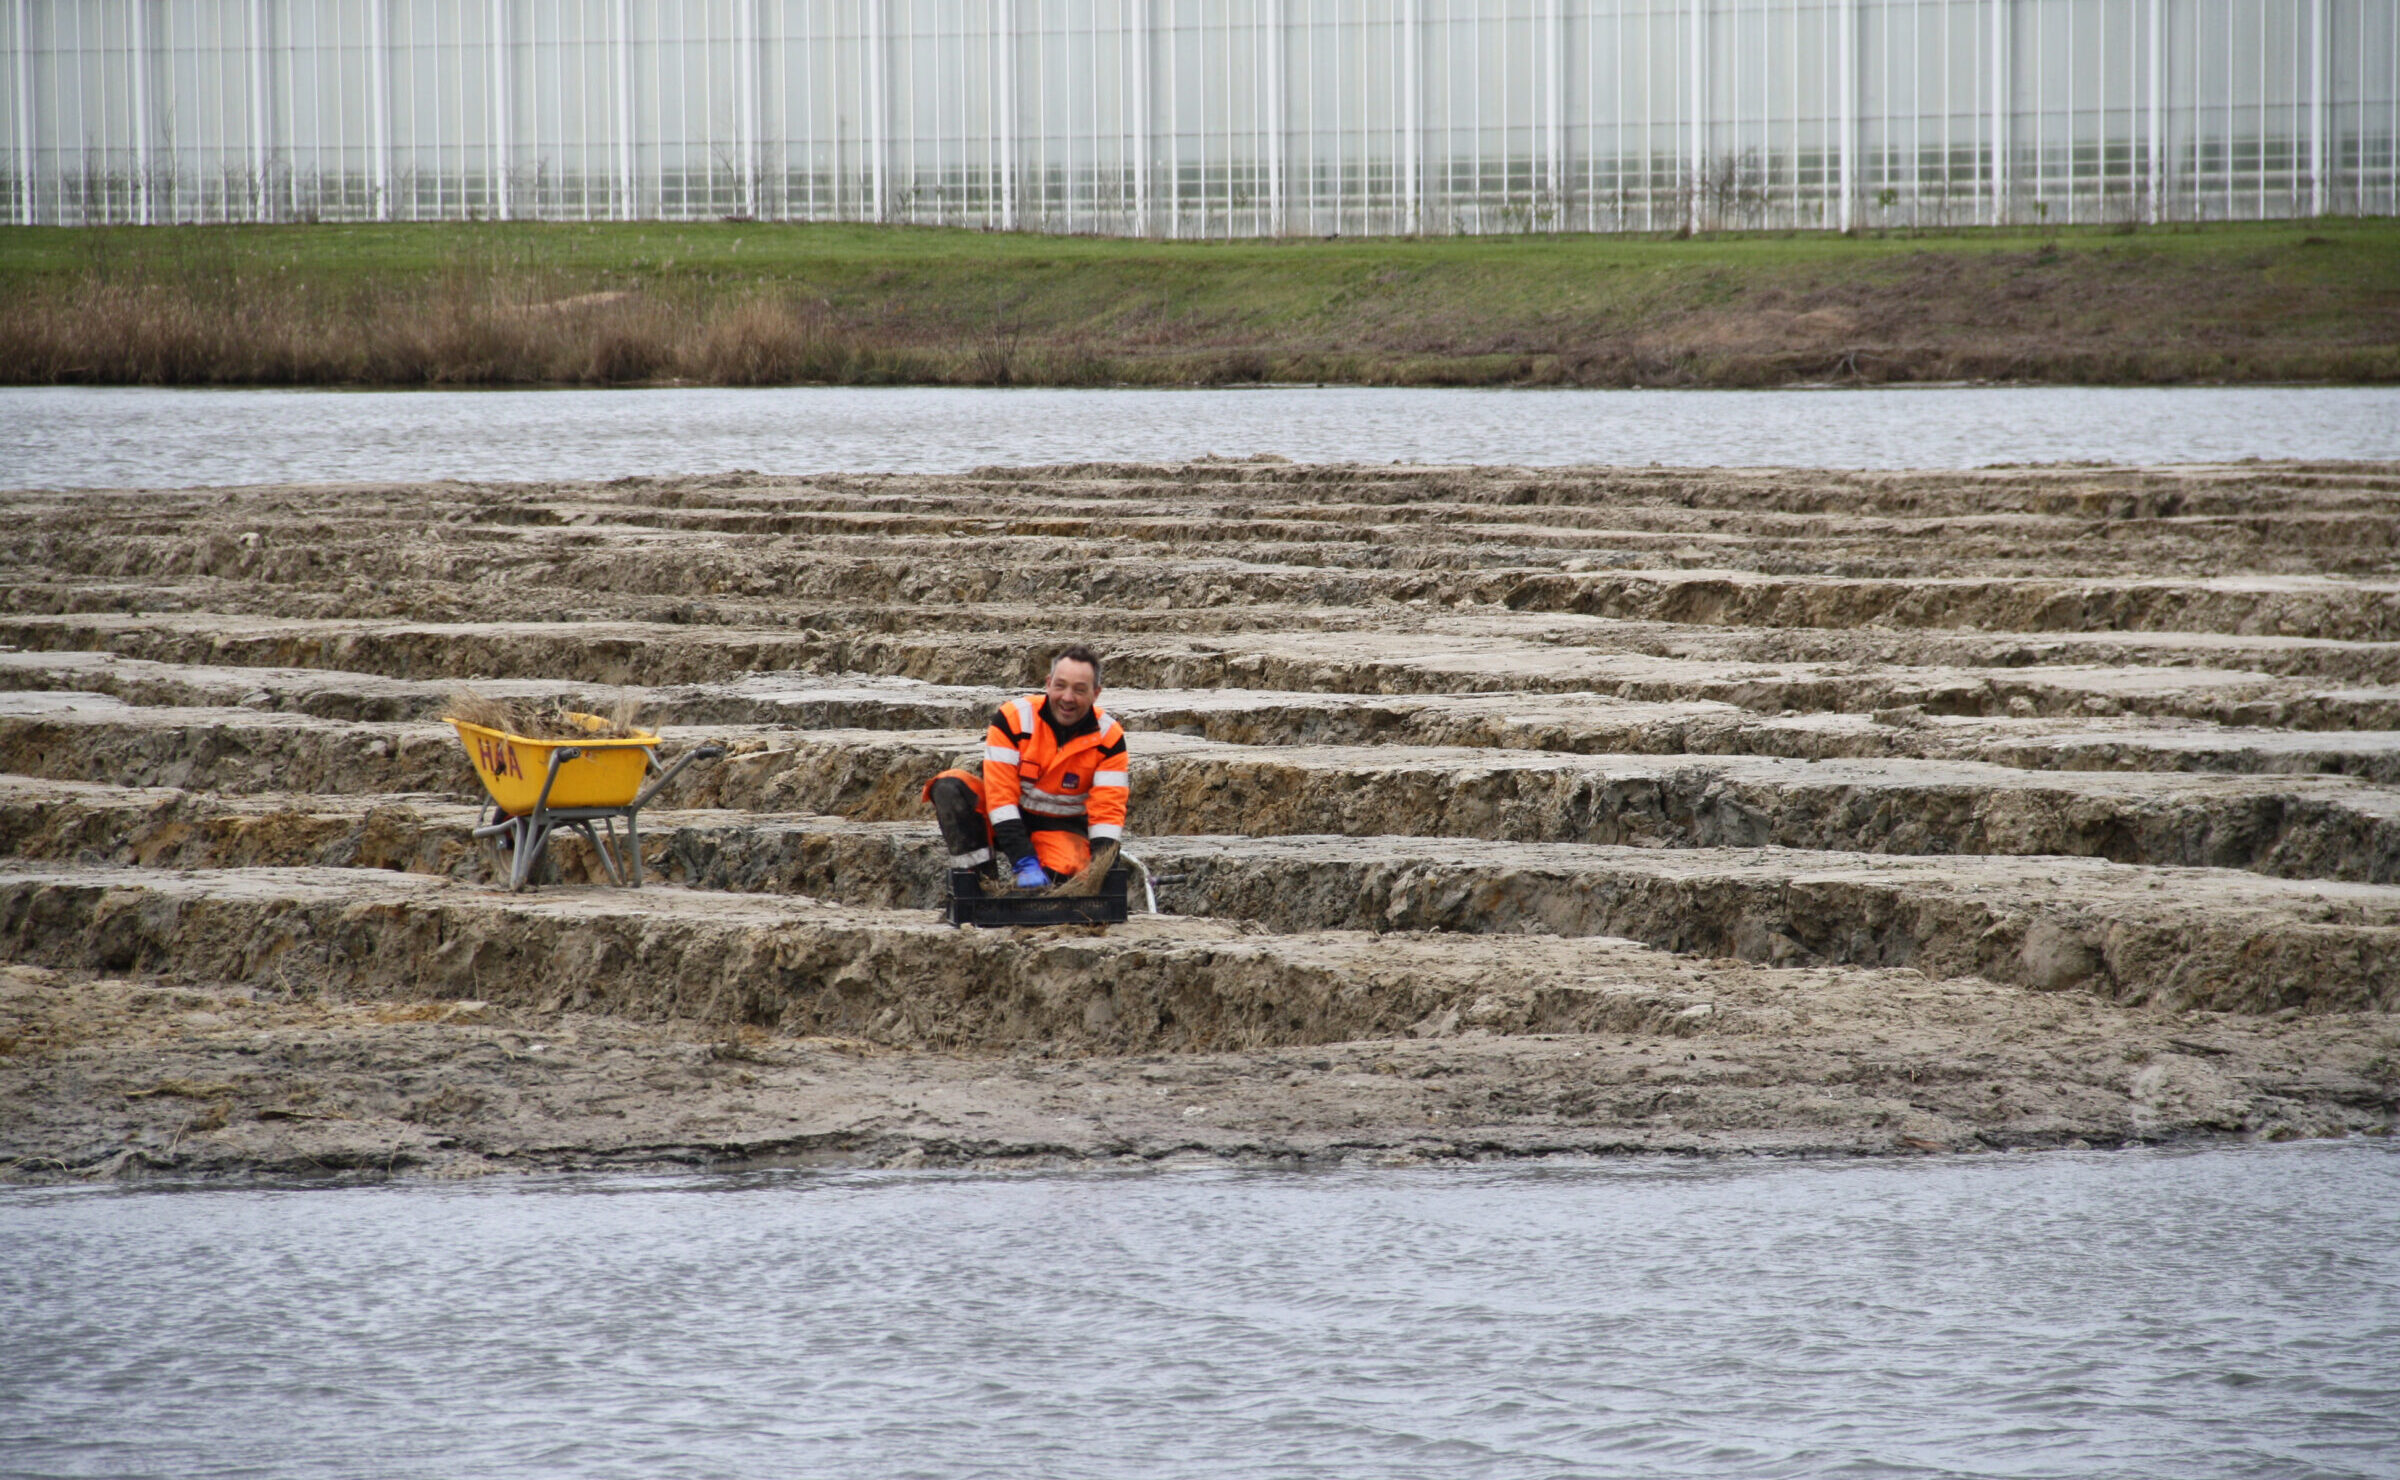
[929,775,998,870]
[927,768,1096,875]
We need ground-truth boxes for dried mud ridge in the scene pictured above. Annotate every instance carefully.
[3,461,2397,1181]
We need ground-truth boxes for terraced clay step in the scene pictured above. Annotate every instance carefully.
[10,781,2395,1014]
[502,480,2400,569]
[13,653,2400,779]
[1132,837,2400,1013]
[38,515,2400,626]
[0,701,476,797]
[9,869,2394,1169]
[1113,689,2400,781]
[0,655,1000,732]
[18,564,2400,691]
[8,706,2399,883]
[16,463,2400,582]
[686,730,2400,885]
[10,613,2400,721]
[0,862,1852,1054]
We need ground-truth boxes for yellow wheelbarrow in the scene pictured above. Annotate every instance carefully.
[444,711,723,892]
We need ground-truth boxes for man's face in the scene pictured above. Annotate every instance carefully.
[1046,659,1100,726]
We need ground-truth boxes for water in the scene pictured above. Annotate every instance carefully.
[4,384,2396,491]
[4,1143,2394,1480]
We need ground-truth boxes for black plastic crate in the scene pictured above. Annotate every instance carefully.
[944,866,1131,927]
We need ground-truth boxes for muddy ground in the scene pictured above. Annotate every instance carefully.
[3,461,2397,1179]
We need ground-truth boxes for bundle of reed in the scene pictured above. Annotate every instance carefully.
[444,688,647,740]
[1046,841,1120,898]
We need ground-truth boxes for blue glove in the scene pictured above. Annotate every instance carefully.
[1012,857,1051,889]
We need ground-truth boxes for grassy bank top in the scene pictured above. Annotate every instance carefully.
[4,218,2395,388]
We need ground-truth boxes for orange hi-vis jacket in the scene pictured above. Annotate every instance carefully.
[924,694,1129,875]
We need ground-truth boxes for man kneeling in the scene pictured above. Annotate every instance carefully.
[924,644,1128,894]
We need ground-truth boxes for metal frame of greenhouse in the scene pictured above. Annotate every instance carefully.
[5,0,2396,233]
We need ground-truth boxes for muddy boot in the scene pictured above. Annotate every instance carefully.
[929,775,997,888]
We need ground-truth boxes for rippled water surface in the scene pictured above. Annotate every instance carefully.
[4,1144,2395,1479]
[5,384,2397,489]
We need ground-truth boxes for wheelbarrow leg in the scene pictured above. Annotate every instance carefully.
[511,747,581,893]
[581,820,626,887]
[620,744,721,892]
[508,816,538,892]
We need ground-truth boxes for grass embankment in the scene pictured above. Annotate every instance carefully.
[2,219,2395,388]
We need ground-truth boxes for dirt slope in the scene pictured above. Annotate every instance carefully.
[3,459,2397,1178]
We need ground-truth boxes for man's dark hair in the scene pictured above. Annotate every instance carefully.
[1051,643,1103,687]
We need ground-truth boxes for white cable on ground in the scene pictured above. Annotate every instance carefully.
[1121,850,1160,915]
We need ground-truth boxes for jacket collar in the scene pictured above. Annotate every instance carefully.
[1036,696,1102,745]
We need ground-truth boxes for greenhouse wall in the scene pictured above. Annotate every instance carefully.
[5,0,2395,233]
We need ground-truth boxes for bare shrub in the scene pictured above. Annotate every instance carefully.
[1202,349,1273,384]
[685,298,849,384]
[579,305,675,384]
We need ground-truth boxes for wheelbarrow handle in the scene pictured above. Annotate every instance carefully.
[630,743,726,813]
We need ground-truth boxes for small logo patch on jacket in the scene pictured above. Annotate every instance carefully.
[1063,772,1081,789]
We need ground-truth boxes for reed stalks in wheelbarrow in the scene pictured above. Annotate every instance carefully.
[445,687,648,740]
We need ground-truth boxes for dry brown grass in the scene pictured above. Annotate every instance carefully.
[0,275,940,386]
[4,221,2394,386]
[10,268,2385,388]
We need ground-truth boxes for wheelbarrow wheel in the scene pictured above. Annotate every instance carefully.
[475,807,557,891]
